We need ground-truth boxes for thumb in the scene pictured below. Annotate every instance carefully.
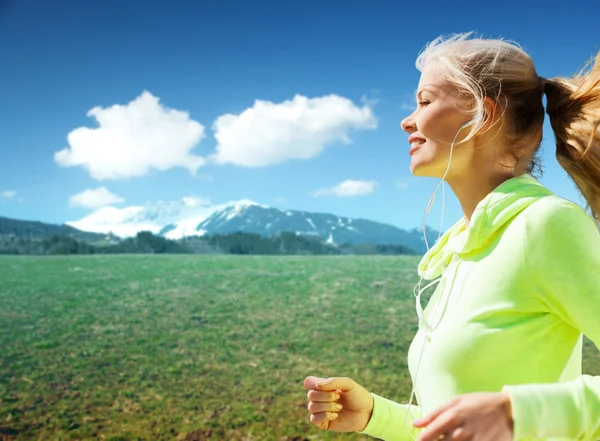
[315,377,355,392]
[413,397,457,427]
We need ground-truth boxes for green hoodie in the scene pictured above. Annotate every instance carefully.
[357,173,600,441]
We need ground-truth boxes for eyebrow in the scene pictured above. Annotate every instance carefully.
[416,86,438,100]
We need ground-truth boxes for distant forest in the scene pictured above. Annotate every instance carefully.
[0,230,419,256]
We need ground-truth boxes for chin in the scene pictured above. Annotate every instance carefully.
[410,160,445,179]
[409,148,435,176]
[410,159,431,177]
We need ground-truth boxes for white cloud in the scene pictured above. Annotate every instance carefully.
[1,190,17,199]
[311,179,379,198]
[69,187,125,209]
[361,91,380,108]
[193,174,214,182]
[209,94,377,167]
[400,100,416,111]
[395,180,409,189]
[182,196,211,207]
[54,91,206,180]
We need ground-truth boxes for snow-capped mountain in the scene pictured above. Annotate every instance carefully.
[67,199,439,253]
[158,199,267,239]
[191,203,439,253]
[66,199,263,239]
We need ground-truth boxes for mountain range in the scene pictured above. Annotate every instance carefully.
[2,200,440,254]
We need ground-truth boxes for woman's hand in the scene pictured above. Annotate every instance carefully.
[413,391,514,441]
[303,376,374,432]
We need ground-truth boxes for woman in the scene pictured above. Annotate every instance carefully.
[303,32,600,441]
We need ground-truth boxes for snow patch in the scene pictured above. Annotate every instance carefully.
[222,199,264,221]
[326,232,335,244]
[66,206,156,237]
[163,215,212,240]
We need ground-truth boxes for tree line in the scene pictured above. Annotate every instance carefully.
[0,230,418,256]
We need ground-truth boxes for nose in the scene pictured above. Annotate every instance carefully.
[400,112,416,133]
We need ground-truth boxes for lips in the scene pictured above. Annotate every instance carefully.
[408,135,426,157]
[409,142,425,156]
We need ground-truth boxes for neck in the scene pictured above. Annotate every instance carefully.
[447,172,517,227]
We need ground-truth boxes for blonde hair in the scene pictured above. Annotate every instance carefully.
[416,32,600,221]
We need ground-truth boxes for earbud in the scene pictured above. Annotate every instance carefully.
[460,119,475,129]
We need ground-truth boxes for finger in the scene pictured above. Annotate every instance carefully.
[310,411,339,426]
[413,396,459,428]
[313,377,355,392]
[308,401,343,414]
[417,411,462,441]
[307,390,340,402]
[449,426,470,440]
[304,376,330,390]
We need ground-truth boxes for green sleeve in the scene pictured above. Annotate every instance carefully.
[356,393,422,440]
[502,200,600,440]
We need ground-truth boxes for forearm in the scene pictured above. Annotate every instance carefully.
[503,375,600,440]
[357,393,422,441]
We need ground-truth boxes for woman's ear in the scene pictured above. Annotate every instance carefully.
[481,96,499,131]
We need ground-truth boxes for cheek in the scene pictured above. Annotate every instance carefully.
[417,106,463,144]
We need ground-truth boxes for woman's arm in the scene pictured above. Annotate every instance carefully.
[357,393,422,440]
[502,199,600,440]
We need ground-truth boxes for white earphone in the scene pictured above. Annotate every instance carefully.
[404,118,476,440]
[420,118,475,251]
[461,119,476,129]
[417,117,475,330]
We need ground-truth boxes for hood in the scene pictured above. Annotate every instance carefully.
[418,173,554,280]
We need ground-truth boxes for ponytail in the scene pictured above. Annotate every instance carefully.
[543,52,600,222]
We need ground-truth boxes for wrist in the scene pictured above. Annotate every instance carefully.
[500,391,514,428]
[359,392,375,432]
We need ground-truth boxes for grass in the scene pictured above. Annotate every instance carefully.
[0,255,598,440]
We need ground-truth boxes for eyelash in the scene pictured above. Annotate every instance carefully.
[418,101,430,106]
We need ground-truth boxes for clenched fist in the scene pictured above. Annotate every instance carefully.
[303,376,374,432]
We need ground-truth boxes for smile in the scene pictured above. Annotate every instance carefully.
[410,142,425,156]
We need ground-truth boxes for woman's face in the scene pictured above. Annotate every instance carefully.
[401,65,476,178]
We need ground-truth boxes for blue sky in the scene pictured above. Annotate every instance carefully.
[0,0,598,232]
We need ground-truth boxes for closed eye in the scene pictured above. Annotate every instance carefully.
[418,101,430,106]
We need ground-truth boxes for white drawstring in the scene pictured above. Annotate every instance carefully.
[413,277,442,335]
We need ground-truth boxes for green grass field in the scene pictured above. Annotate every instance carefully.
[1,255,599,440]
